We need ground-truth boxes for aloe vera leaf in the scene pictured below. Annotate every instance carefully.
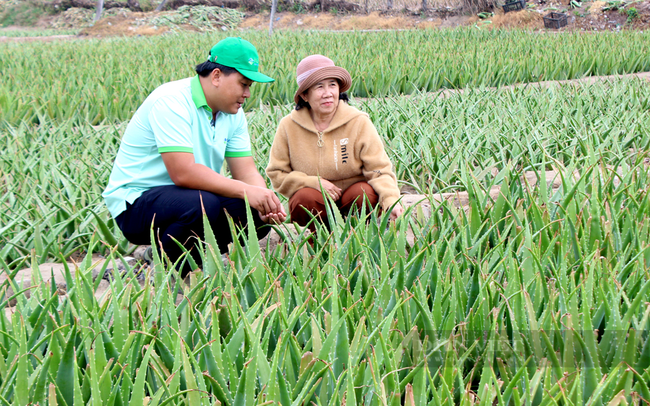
[128,342,155,406]
[56,327,77,406]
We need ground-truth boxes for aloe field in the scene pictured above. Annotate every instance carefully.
[2,29,650,125]
[1,29,650,405]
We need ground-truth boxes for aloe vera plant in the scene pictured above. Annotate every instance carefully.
[1,29,650,404]
[1,29,649,125]
[1,157,649,404]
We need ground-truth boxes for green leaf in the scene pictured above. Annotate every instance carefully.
[128,341,156,406]
[15,320,28,406]
[56,328,77,406]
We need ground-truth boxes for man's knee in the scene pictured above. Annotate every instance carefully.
[184,191,223,223]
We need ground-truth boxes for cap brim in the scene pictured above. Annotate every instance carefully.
[239,69,274,83]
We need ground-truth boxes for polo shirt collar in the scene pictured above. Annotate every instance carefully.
[191,75,212,113]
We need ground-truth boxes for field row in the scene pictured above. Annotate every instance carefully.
[2,122,650,405]
[2,79,649,266]
[2,69,650,404]
[1,29,650,125]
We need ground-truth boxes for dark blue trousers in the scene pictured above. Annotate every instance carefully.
[115,185,269,276]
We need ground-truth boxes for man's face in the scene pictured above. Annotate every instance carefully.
[211,70,253,114]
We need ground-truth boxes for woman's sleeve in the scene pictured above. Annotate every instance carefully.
[265,121,321,198]
[357,117,401,211]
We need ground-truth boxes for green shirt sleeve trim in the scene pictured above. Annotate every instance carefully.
[224,150,252,158]
[158,146,194,154]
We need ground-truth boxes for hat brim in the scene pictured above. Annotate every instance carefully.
[239,69,275,83]
[294,66,352,105]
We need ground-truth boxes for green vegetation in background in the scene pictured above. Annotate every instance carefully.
[1,28,649,125]
[0,0,49,26]
[42,5,244,30]
[626,6,639,22]
[150,5,245,31]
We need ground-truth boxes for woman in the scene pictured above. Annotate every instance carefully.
[266,54,403,231]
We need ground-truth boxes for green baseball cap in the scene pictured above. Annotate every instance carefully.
[208,37,274,83]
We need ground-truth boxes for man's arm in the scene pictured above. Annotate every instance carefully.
[161,152,284,217]
[226,156,267,189]
[227,156,287,223]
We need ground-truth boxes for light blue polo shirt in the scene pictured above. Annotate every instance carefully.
[102,75,252,218]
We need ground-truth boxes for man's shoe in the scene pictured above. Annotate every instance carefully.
[143,246,154,265]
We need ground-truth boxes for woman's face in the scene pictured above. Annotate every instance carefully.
[302,79,339,116]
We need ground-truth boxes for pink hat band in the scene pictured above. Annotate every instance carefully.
[294,54,352,104]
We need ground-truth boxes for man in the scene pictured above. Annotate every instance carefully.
[103,37,286,276]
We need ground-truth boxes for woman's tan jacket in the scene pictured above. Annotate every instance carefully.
[266,101,400,211]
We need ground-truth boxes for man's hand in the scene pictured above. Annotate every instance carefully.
[244,185,287,218]
[259,210,287,224]
[228,156,287,219]
[320,179,342,201]
[389,203,404,221]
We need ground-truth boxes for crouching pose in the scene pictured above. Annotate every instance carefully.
[103,37,286,275]
[266,54,403,232]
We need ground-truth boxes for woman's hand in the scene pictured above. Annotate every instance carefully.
[320,179,342,201]
[389,203,404,221]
